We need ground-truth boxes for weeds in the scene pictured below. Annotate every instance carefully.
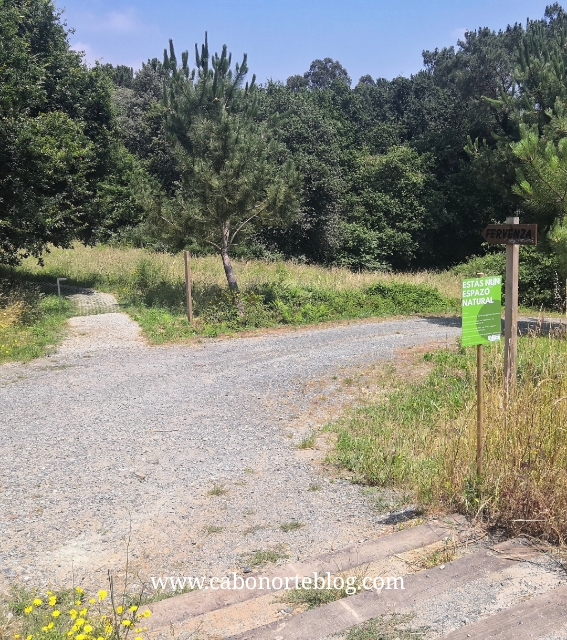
[345,614,429,640]
[280,521,304,533]
[207,484,228,497]
[242,524,266,536]
[5,582,152,640]
[0,279,72,364]
[279,571,364,610]
[330,330,567,543]
[6,246,459,345]
[241,545,289,567]
[203,525,224,535]
[297,432,317,449]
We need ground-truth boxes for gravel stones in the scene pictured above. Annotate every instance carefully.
[0,314,460,594]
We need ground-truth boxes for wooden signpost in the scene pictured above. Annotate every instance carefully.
[184,250,193,324]
[480,217,538,394]
[462,217,538,478]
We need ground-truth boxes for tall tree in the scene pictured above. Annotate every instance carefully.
[0,0,140,264]
[160,36,299,306]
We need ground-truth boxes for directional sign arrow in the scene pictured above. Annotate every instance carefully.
[481,224,537,245]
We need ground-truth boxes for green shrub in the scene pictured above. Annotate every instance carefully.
[452,247,565,310]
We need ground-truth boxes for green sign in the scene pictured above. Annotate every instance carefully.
[462,276,502,347]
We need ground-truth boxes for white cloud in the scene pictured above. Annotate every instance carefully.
[78,8,151,35]
[71,41,100,65]
[452,28,468,41]
[100,10,137,33]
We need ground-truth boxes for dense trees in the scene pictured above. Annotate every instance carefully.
[0,0,143,265]
[5,1,567,286]
[157,37,299,298]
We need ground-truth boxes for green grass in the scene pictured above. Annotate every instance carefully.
[297,432,317,449]
[4,246,459,345]
[203,525,224,535]
[280,521,304,532]
[344,615,429,640]
[2,583,153,640]
[207,484,228,497]
[241,545,289,567]
[328,332,567,543]
[0,280,72,364]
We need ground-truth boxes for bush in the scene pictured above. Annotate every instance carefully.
[452,247,565,310]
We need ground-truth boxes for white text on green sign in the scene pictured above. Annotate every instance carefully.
[461,276,502,347]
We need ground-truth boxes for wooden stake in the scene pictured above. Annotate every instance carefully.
[504,215,519,397]
[476,343,484,478]
[184,250,193,324]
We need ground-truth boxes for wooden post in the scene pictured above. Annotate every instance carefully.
[504,215,519,397]
[476,343,484,478]
[184,250,193,324]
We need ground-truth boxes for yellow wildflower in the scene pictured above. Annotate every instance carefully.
[83,625,93,633]
[47,622,54,630]
[26,636,32,640]
[52,610,60,617]
[88,598,95,604]
[67,632,73,637]
[79,609,87,617]
[24,606,33,614]
[46,591,52,595]
[76,634,85,640]
[97,590,107,601]
[70,610,78,619]
[142,610,151,618]
[116,606,123,614]
[75,619,85,628]
[33,599,42,606]
[75,587,84,594]
[41,627,47,633]
[14,635,20,639]
[122,620,132,627]
[129,605,138,612]
[48,596,57,607]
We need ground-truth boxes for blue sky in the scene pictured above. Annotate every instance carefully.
[58,0,555,84]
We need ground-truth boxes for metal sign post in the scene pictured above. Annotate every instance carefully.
[462,274,502,478]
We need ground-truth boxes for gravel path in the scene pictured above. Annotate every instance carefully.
[38,282,121,315]
[0,314,460,594]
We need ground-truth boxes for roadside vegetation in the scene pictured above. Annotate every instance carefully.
[0,280,71,365]
[2,246,458,348]
[329,329,567,544]
[2,584,151,640]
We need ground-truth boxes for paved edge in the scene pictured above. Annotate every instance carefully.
[224,539,539,640]
[441,582,567,639]
[146,515,469,629]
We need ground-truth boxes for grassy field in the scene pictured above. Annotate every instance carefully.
[0,280,72,365]
[2,246,460,345]
[329,329,567,543]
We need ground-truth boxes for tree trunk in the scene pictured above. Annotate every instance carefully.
[220,224,245,320]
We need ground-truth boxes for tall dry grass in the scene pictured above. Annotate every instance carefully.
[10,245,463,299]
[333,328,567,543]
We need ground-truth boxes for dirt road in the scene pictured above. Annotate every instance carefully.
[0,314,460,593]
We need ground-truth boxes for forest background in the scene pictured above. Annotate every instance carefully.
[4,1,567,309]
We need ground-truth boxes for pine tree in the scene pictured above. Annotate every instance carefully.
[160,35,299,315]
